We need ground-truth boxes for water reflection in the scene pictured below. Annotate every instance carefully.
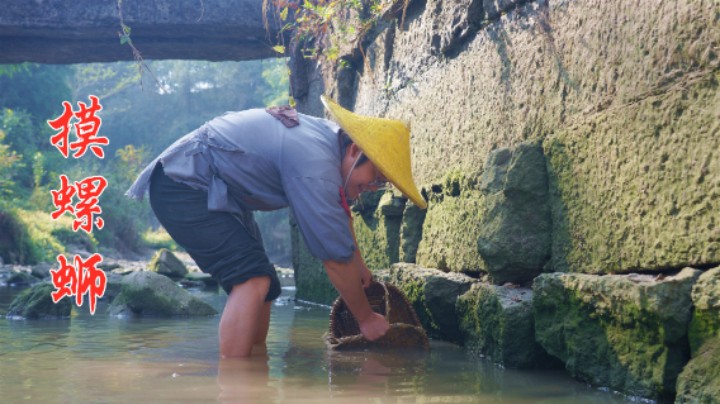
[0,286,629,403]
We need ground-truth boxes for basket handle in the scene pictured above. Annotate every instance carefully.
[378,281,391,322]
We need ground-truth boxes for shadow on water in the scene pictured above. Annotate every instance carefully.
[0,285,629,403]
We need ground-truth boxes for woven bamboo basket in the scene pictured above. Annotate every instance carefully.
[325,281,429,350]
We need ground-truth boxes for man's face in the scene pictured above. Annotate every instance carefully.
[341,143,387,200]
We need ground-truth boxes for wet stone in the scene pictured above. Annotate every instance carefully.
[108,271,217,317]
[7,282,72,319]
[148,248,188,279]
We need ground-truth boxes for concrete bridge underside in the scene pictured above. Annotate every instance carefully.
[0,0,283,64]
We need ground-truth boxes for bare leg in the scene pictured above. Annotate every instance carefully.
[219,276,270,358]
[254,301,272,345]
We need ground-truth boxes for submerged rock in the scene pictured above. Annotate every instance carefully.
[533,268,701,400]
[7,282,71,319]
[108,271,217,317]
[675,336,720,403]
[689,266,720,355]
[457,283,559,369]
[148,248,188,279]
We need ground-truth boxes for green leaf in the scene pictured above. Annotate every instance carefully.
[280,7,289,21]
[272,45,286,54]
[120,35,129,45]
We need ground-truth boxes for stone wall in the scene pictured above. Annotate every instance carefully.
[292,0,719,280]
[289,0,720,400]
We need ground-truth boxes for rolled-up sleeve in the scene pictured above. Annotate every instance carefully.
[284,176,355,262]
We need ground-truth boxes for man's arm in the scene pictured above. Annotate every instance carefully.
[323,253,389,341]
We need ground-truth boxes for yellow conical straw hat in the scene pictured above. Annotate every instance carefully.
[321,95,427,209]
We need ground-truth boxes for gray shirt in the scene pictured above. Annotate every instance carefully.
[126,109,355,262]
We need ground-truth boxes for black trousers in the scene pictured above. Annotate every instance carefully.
[148,163,281,300]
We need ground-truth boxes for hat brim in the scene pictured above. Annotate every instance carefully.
[321,95,427,209]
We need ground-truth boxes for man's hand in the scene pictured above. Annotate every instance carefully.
[358,311,390,341]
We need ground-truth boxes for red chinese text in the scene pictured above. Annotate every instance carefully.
[50,175,108,233]
[47,95,109,159]
[50,253,107,315]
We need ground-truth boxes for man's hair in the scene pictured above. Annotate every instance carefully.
[339,129,369,165]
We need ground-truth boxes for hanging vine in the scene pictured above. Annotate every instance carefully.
[263,0,411,107]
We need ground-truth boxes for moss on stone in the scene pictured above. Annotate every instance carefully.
[675,336,720,403]
[533,269,701,399]
[416,171,487,273]
[689,266,720,354]
[544,78,720,274]
[108,271,216,317]
[457,283,555,369]
[7,282,72,319]
[352,191,405,269]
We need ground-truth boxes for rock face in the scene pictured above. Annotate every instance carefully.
[457,283,557,369]
[108,271,217,317]
[380,263,475,343]
[292,0,720,279]
[0,0,284,63]
[7,283,72,319]
[477,142,551,284]
[148,249,188,279]
[675,336,720,404]
[533,269,701,399]
[689,266,720,354]
[353,191,406,269]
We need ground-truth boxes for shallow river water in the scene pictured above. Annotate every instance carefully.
[0,285,631,403]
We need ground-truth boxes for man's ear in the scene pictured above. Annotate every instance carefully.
[348,142,362,159]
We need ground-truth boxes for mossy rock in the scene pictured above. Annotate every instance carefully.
[675,336,720,403]
[416,180,486,273]
[7,282,72,319]
[477,143,551,284]
[382,263,475,342]
[689,266,720,355]
[533,268,701,400]
[108,271,217,317]
[457,283,559,369]
[148,248,188,279]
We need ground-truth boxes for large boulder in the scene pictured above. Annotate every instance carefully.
[477,142,551,285]
[675,336,720,403]
[689,266,720,354]
[7,282,72,319]
[108,271,217,317]
[457,283,558,369]
[380,263,475,343]
[533,268,701,400]
[148,248,188,279]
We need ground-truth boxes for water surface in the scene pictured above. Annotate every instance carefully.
[0,286,629,403]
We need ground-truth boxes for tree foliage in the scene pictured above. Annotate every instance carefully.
[0,59,291,262]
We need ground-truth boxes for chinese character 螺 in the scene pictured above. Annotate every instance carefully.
[50,175,107,233]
